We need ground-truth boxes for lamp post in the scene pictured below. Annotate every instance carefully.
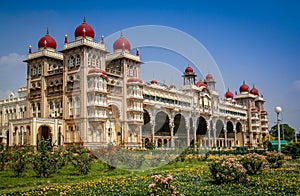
[274,106,282,153]
[108,110,113,144]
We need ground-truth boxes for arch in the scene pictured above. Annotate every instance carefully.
[107,104,121,144]
[196,117,207,135]
[173,113,186,136]
[216,119,224,138]
[236,122,243,147]
[226,121,234,138]
[142,109,151,136]
[155,111,170,136]
[38,125,52,144]
[157,138,162,148]
[236,122,242,133]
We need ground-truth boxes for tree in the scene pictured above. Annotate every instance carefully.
[269,124,296,142]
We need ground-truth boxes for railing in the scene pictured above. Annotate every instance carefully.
[28,50,63,60]
[64,38,106,51]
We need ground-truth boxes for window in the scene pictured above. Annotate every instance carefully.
[76,55,81,66]
[68,56,75,68]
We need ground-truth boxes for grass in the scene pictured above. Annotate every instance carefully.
[0,157,299,195]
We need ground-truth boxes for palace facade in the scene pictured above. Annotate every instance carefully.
[0,18,269,149]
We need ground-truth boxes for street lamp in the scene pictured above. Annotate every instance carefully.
[274,106,282,153]
[108,110,113,144]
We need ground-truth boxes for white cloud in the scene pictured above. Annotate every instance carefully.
[293,80,300,91]
[0,53,26,68]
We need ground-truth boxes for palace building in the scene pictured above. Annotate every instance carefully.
[0,18,269,149]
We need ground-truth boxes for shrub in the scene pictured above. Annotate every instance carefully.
[265,151,285,168]
[148,174,182,196]
[122,152,145,169]
[239,153,265,175]
[68,144,92,175]
[32,139,61,177]
[282,142,300,159]
[9,145,33,177]
[209,157,249,184]
[0,144,10,171]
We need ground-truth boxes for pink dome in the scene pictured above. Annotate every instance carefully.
[239,81,249,93]
[206,73,213,80]
[196,80,207,88]
[225,89,234,99]
[113,34,131,51]
[250,86,259,96]
[75,17,95,39]
[151,79,158,84]
[38,29,57,50]
[170,84,176,89]
[185,65,193,73]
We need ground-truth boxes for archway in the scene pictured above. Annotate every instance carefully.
[142,109,151,136]
[107,105,121,144]
[216,119,224,147]
[174,114,186,136]
[155,111,170,136]
[227,121,234,147]
[38,125,52,146]
[196,117,207,135]
[236,122,243,146]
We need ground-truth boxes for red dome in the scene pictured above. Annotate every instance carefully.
[225,89,234,99]
[250,86,259,96]
[185,65,193,73]
[196,80,207,88]
[170,84,176,89]
[206,73,213,80]
[127,78,143,83]
[151,79,158,84]
[75,17,95,39]
[38,29,57,50]
[239,81,249,93]
[113,34,131,51]
[88,68,107,75]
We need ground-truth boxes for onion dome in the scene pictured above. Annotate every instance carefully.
[196,79,207,87]
[38,28,57,50]
[75,16,95,39]
[239,81,249,93]
[185,64,193,73]
[151,79,158,84]
[170,84,176,89]
[88,68,107,75]
[250,85,259,96]
[127,78,143,83]
[113,33,131,52]
[225,88,234,99]
[205,73,214,81]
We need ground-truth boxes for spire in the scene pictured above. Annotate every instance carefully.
[64,34,68,44]
[136,48,139,56]
[120,31,123,37]
[28,45,32,54]
[101,35,104,44]
[46,27,49,35]
[83,16,86,23]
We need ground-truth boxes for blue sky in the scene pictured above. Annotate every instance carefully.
[0,0,299,132]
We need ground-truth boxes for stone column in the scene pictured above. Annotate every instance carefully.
[186,123,190,147]
[233,129,237,147]
[169,119,174,148]
[224,130,227,147]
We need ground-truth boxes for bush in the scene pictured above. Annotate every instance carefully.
[31,139,61,178]
[209,157,249,184]
[148,174,181,196]
[239,153,265,175]
[9,145,33,177]
[0,144,10,171]
[265,151,285,168]
[68,144,92,175]
[282,142,300,159]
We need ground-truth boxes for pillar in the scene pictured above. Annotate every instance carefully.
[224,130,227,147]
[169,119,174,148]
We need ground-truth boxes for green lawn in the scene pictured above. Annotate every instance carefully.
[0,158,300,195]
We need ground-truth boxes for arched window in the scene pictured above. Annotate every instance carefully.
[75,55,81,66]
